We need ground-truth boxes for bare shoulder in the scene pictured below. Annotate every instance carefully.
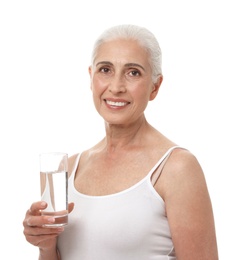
[159,148,209,214]
[158,148,219,259]
[160,148,206,192]
[169,147,202,172]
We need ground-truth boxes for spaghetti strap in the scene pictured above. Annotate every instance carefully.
[69,153,81,183]
[151,146,183,186]
[74,153,81,170]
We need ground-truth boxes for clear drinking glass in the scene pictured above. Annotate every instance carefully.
[39,152,68,227]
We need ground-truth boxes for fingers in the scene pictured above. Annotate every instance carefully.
[24,201,74,229]
[25,232,59,247]
[24,224,64,238]
[23,201,59,230]
[68,202,74,213]
[23,225,63,248]
[23,201,66,249]
[24,215,55,228]
[23,201,49,228]
[29,201,47,216]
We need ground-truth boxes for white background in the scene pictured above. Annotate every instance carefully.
[0,1,236,259]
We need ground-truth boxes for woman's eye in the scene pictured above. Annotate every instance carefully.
[99,67,110,73]
[129,70,141,77]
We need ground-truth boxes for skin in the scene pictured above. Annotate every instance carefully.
[23,38,218,259]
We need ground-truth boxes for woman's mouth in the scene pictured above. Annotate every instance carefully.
[105,99,130,107]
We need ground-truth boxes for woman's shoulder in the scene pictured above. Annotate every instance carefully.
[158,147,207,200]
[167,147,202,174]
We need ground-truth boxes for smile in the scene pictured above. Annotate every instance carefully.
[105,100,130,107]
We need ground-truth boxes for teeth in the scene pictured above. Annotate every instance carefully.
[106,100,127,107]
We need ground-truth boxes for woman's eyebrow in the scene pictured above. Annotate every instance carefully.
[124,63,145,71]
[95,61,113,67]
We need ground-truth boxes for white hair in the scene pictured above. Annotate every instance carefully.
[91,24,162,83]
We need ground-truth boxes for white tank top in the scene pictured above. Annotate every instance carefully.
[58,146,181,259]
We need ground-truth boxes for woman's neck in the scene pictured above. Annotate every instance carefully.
[103,117,152,152]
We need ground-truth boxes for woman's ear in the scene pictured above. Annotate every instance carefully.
[149,74,163,101]
[88,66,92,90]
[88,66,92,78]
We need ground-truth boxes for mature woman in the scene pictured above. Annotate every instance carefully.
[23,24,218,259]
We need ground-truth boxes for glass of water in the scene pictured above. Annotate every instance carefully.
[39,152,68,227]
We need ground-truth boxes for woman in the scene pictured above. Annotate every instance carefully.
[23,24,218,259]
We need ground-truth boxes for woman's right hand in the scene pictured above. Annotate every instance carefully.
[22,201,65,250]
[23,201,74,259]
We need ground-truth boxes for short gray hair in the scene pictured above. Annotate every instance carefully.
[91,24,162,83]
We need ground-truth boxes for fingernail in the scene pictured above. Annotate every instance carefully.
[40,201,47,207]
[57,227,64,232]
[48,217,55,223]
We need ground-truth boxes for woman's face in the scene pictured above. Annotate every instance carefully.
[89,39,162,126]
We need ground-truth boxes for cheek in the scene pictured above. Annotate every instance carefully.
[133,88,152,111]
[132,84,151,101]
[91,77,108,93]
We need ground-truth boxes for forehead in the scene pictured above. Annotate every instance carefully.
[94,39,150,66]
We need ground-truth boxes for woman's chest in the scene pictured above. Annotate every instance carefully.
[74,153,157,196]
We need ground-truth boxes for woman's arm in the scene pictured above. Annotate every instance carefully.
[158,149,218,259]
[39,247,60,260]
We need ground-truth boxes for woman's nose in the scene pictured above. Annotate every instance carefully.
[108,74,126,93]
